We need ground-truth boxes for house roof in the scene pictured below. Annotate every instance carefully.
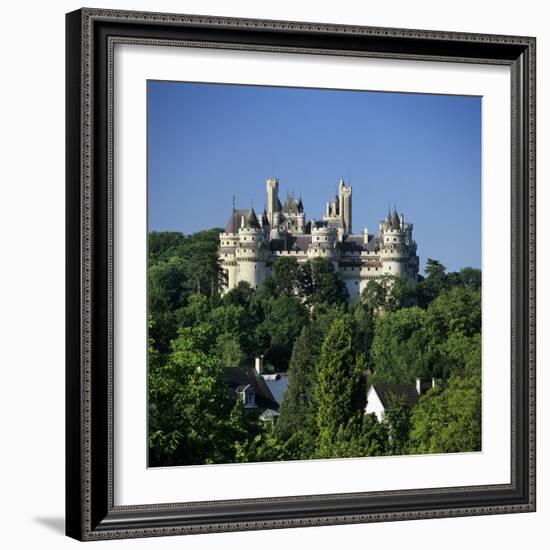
[261,374,289,406]
[370,383,432,409]
[259,409,280,421]
[223,367,279,410]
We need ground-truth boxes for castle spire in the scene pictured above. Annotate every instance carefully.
[391,204,401,229]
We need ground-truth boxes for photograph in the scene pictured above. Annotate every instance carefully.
[146,81,482,467]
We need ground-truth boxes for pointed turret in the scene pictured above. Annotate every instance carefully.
[245,208,261,229]
[283,194,299,214]
[392,207,401,229]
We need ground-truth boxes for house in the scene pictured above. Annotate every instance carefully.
[365,378,435,422]
[223,357,289,422]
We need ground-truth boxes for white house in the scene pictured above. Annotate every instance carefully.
[365,378,436,422]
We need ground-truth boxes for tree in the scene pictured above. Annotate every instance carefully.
[389,275,418,310]
[317,413,389,459]
[148,231,186,264]
[435,332,481,380]
[315,316,365,456]
[148,326,244,466]
[222,281,255,307]
[277,304,347,451]
[306,257,348,306]
[148,256,188,313]
[417,258,448,307]
[384,393,412,455]
[424,286,481,340]
[276,326,318,441]
[360,279,388,313]
[409,372,481,454]
[352,300,376,358]
[369,306,433,384]
[212,332,245,367]
[458,267,482,290]
[260,295,308,371]
[271,257,302,296]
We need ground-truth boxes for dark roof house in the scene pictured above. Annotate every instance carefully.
[365,378,435,422]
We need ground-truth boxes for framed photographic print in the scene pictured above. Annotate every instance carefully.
[65,8,536,541]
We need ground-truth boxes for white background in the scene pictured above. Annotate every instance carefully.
[0,1,547,549]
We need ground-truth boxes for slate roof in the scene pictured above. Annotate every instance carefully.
[282,195,299,214]
[261,374,289,406]
[338,235,364,253]
[225,209,248,233]
[223,367,279,410]
[269,235,312,252]
[364,234,382,252]
[225,208,261,232]
[371,383,432,409]
[246,208,261,229]
[391,209,401,230]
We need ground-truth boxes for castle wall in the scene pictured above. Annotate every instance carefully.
[237,258,266,291]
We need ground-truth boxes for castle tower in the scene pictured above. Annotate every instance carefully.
[235,208,267,291]
[339,178,352,234]
[219,206,243,293]
[266,177,280,227]
[380,206,410,278]
[308,224,339,270]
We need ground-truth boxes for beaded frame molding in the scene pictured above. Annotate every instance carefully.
[65,8,536,541]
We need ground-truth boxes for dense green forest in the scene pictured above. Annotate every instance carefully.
[148,229,482,467]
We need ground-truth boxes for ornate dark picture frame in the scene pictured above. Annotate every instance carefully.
[66,8,536,541]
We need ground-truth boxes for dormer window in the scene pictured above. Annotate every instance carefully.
[238,385,256,408]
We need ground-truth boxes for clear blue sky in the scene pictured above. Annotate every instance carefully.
[148,81,481,273]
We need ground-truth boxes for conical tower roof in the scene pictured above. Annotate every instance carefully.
[245,208,261,229]
[391,207,401,229]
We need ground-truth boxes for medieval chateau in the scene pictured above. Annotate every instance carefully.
[219,177,419,301]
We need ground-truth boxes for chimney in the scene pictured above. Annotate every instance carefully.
[416,378,422,395]
[363,227,369,244]
[255,356,263,375]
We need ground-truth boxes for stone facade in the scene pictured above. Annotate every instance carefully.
[219,177,419,301]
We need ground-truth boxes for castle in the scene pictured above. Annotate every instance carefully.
[219,177,419,301]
